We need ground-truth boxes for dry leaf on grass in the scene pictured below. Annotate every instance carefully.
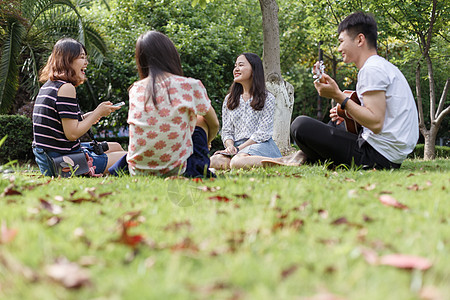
[1,221,17,244]
[362,248,432,271]
[362,183,376,191]
[1,184,22,197]
[163,220,191,232]
[331,217,349,225]
[280,264,298,280]
[39,199,63,214]
[198,185,221,192]
[318,209,328,219]
[379,254,432,270]
[407,184,421,191]
[45,258,91,289]
[115,211,145,248]
[46,216,61,227]
[171,237,199,252]
[378,194,409,210]
[208,195,232,202]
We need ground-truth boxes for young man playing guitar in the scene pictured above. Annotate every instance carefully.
[278,12,419,169]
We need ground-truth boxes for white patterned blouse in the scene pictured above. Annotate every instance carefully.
[221,92,276,145]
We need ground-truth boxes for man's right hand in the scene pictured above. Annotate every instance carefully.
[330,106,344,125]
[314,73,346,104]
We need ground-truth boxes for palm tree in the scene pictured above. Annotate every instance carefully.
[0,0,107,113]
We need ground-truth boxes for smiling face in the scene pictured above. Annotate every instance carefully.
[233,55,253,85]
[71,50,88,84]
[337,30,359,64]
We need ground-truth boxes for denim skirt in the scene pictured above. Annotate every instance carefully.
[235,138,282,158]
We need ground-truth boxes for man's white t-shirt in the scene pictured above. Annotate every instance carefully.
[357,55,419,164]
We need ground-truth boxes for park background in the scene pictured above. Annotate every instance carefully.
[0,1,450,299]
[0,0,449,163]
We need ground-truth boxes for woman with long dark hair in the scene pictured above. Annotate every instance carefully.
[32,38,127,176]
[125,31,219,177]
[210,53,281,170]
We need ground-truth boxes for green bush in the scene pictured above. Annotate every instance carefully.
[408,144,450,159]
[0,115,33,163]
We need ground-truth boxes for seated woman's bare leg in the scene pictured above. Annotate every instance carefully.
[105,151,128,174]
[229,153,272,169]
[106,142,124,153]
[260,150,307,167]
[210,154,232,170]
[196,115,209,139]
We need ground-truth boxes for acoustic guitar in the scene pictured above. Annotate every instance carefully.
[336,90,362,134]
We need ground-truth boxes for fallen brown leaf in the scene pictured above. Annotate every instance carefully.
[378,194,409,210]
[1,221,18,244]
[171,237,199,252]
[1,184,22,197]
[379,254,432,270]
[163,220,191,231]
[45,258,91,289]
[363,214,374,222]
[39,199,63,214]
[234,193,250,199]
[69,197,96,204]
[318,209,328,219]
[362,248,432,271]
[115,212,145,249]
[54,195,64,202]
[281,264,298,279]
[198,185,220,192]
[46,216,61,227]
[290,219,304,230]
[208,195,232,202]
[331,217,348,225]
[407,184,421,191]
[362,183,376,191]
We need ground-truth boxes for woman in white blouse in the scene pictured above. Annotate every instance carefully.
[210,53,282,170]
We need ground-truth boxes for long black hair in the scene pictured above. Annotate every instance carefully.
[227,52,267,111]
[135,31,183,107]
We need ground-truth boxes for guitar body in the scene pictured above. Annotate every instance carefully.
[336,90,362,134]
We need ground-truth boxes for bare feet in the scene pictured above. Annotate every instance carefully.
[261,150,306,167]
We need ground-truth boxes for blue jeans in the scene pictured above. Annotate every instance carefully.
[33,143,108,176]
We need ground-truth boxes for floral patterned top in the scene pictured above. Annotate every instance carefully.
[127,75,211,176]
[221,92,276,145]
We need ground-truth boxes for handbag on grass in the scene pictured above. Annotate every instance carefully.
[52,152,90,177]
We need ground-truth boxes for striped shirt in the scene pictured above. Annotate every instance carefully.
[32,80,82,152]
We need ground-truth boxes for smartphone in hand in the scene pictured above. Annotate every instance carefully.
[113,101,125,107]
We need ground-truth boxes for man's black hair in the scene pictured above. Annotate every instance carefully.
[338,11,378,50]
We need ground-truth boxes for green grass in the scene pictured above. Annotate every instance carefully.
[1,159,449,300]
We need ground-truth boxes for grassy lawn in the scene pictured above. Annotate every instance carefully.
[0,159,449,300]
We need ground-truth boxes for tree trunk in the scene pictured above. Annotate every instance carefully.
[259,0,294,154]
[423,129,436,160]
[267,80,294,153]
[413,0,450,160]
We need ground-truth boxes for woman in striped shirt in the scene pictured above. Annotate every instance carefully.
[32,38,127,176]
